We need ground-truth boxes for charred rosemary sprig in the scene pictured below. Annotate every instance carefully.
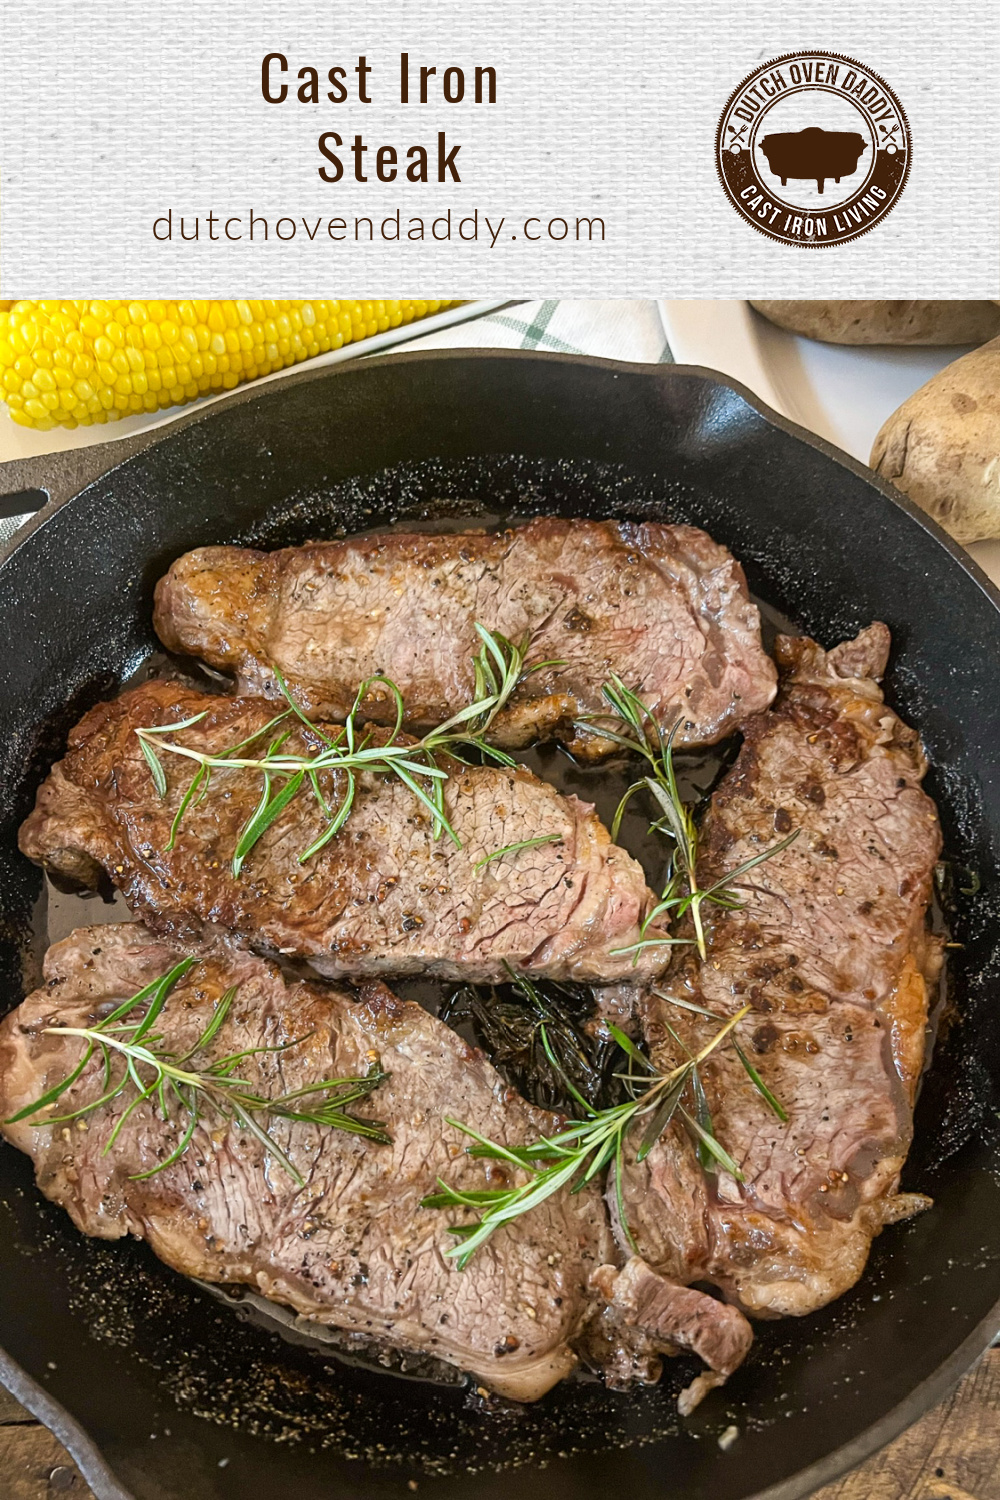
[137,626,557,878]
[583,677,798,961]
[423,1002,755,1268]
[7,961,390,1187]
[441,967,624,1115]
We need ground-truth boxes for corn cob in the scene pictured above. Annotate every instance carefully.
[0,299,455,430]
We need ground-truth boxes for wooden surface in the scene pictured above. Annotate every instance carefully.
[4,1349,999,1498]
[0,1383,91,1497]
[812,1347,1000,1500]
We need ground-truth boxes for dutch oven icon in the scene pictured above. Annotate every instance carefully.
[758,126,867,193]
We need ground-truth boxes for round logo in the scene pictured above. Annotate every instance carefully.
[716,52,910,247]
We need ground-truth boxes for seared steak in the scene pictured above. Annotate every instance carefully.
[0,925,611,1399]
[612,626,942,1320]
[152,519,777,759]
[0,924,751,1405]
[19,683,669,985]
[591,1259,754,1414]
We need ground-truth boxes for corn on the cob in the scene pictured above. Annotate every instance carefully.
[0,299,455,430]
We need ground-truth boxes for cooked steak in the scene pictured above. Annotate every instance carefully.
[613,626,942,1320]
[590,1259,754,1414]
[0,925,611,1400]
[18,683,669,985]
[0,924,752,1406]
[152,519,777,759]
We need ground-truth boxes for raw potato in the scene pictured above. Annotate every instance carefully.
[750,300,1000,346]
[870,336,1000,542]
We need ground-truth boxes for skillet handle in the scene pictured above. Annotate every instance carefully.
[0,358,341,520]
[0,426,170,518]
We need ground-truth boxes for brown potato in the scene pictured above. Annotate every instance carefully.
[750,300,1000,346]
[870,337,1000,542]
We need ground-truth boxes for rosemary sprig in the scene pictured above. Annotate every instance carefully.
[137,626,551,878]
[7,962,390,1187]
[583,677,798,961]
[422,1001,753,1268]
[648,986,788,1125]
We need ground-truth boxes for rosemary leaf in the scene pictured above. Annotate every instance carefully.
[176,984,238,1062]
[610,781,645,840]
[609,935,692,961]
[139,710,211,737]
[165,765,207,852]
[267,1070,380,1109]
[473,834,563,872]
[537,1022,596,1118]
[139,737,167,797]
[130,959,200,1043]
[130,1109,199,1180]
[391,761,461,845]
[700,830,801,897]
[100,957,197,1031]
[636,1074,686,1162]
[448,1153,584,1271]
[649,988,720,1020]
[272,666,336,747]
[232,768,305,877]
[679,1106,744,1182]
[229,1099,304,1186]
[243,713,296,751]
[613,1130,639,1253]
[4,1042,96,1123]
[578,1129,619,1185]
[605,1022,656,1074]
[733,1041,788,1122]
[690,1065,716,1173]
[298,770,356,862]
[422,1184,514,1210]
[441,1116,539,1173]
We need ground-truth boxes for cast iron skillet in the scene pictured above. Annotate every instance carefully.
[0,350,998,1500]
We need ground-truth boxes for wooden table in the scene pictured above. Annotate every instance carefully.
[4,1350,999,1498]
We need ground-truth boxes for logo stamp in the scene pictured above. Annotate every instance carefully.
[716,52,910,246]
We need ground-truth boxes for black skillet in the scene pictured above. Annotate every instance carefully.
[0,350,998,1500]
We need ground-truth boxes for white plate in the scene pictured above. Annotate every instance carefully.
[659,299,1000,589]
[0,300,511,465]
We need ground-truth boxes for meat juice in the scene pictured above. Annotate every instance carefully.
[24,516,947,1384]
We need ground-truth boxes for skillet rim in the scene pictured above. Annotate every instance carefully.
[3,348,1000,619]
[0,347,998,1500]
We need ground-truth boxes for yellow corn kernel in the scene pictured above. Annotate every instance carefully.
[0,299,456,429]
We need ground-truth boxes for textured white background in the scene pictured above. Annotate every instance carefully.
[1,0,996,295]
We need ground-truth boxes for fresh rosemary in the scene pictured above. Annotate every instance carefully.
[7,961,390,1187]
[137,626,558,878]
[583,676,798,961]
[423,990,790,1268]
[472,834,564,871]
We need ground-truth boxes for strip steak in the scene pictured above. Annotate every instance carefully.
[0,925,613,1399]
[613,626,943,1320]
[0,924,752,1404]
[153,519,777,759]
[18,682,670,985]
